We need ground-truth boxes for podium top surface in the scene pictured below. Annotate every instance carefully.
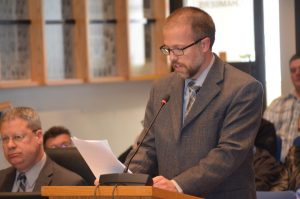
[41,186,202,199]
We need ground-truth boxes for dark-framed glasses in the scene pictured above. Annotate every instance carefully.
[160,36,207,56]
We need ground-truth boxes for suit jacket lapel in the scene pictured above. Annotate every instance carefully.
[33,157,53,192]
[183,56,224,129]
[0,167,16,192]
[169,74,185,141]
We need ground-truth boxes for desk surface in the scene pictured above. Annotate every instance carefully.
[41,186,202,199]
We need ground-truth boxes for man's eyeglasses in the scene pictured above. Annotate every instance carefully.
[0,134,27,144]
[160,36,207,56]
[0,129,40,145]
[49,142,74,149]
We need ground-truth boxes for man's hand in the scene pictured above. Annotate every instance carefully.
[94,178,99,186]
[153,176,178,192]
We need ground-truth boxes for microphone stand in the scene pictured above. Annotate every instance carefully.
[99,95,170,186]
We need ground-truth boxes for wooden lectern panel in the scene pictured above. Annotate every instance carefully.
[41,186,202,199]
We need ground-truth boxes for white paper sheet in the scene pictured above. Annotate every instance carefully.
[72,137,126,178]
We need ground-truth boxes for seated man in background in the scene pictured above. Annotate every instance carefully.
[0,107,86,192]
[254,119,283,191]
[255,118,277,158]
[264,54,300,162]
[43,126,73,149]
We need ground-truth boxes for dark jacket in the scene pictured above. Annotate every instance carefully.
[0,156,86,192]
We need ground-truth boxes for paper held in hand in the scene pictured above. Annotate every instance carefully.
[72,137,127,178]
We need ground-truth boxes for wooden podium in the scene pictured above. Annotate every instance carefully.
[41,186,202,199]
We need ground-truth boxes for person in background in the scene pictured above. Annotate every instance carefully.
[255,118,277,158]
[43,126,73,149]
[270,145,300,191]
[118,144,134,164]
[0,107,86,192]
[118,131,141,163]
[125,6,263,199]
[254,119,283,191]
[264,53,300,162]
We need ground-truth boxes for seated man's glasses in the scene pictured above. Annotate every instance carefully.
[0,134,27,144]
[0,129,40,144]
[160,36,207,56]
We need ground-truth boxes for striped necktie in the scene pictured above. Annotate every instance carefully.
[17,172,27,192]
[185,81,200,119]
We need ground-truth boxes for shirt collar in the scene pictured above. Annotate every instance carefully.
[16,152,47,190]
[286,89,300,100]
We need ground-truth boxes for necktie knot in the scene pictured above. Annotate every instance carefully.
[17,172,27,192]
[185,81,201,120]
[188,81,200,94]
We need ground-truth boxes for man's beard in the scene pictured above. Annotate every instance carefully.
[171,61,199,79]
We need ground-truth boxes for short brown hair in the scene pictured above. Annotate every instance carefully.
[0,107,41,131]
[164,7,216,48]
[43,126,71,146]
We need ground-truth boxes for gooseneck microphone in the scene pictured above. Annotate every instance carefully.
[99,95,170,186]
[123,94,170,173]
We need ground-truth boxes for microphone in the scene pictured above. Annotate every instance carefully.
[99,95,170,186]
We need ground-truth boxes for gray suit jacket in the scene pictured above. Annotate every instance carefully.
[0,156,86,192]
[127,56,263,199]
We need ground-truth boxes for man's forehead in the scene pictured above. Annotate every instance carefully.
[290,59,300,67]
[0,117,29,130]
[164,21,192,32]
[1,116,27,123]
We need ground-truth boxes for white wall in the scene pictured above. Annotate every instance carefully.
[0,81,152,157]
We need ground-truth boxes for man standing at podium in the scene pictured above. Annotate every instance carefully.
[0,107,86,192]
[125,7,263,199]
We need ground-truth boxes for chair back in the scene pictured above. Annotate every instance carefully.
[256,191,295,199]
[275,135,282,162]
[294,136,300,147]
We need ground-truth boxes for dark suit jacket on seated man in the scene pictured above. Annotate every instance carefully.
[125,7,263,199]
[0,107,86,192]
